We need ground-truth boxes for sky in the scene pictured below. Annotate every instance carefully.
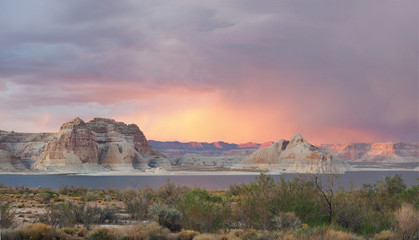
[0,0,418,144]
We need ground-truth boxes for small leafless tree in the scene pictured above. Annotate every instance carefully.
[311,174,337,224]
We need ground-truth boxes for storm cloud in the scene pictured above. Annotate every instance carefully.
[0,0,417,143]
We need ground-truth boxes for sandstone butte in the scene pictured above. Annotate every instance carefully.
[0,117,171,171]
[234,134,352,174]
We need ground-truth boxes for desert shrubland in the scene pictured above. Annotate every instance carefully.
[0,174,417,240]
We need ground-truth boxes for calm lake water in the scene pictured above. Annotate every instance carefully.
[0,171,417,190]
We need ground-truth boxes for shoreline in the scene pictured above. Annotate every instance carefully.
[0,167,417,176]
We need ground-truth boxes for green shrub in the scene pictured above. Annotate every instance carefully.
[38,190,58,203]
[83,191,100,201]
[99,206,118,224]
[150,203,183,232]
[0,203,16,228]
[90,228,112,240]
[39,202,76,228]
[179,188,230,233]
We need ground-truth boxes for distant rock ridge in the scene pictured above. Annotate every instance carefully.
[149,140,274,150]
[234,134,351,174]
[1,117,171,170]
[174,153,243,167]
[149,139,418,163]
[320,142,419,162]
[148,140,274,158]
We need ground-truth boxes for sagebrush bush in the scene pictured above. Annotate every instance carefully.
[272,212,301,230]
[150,203,183,232]
[83,191,100,201]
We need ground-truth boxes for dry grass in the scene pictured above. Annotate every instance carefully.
[3,222,69,240]
[374,230,395,240]
[124,221,171,240]
[192,233,220,240]
[325,229,356,240]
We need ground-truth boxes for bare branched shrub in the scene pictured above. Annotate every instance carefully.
[123,187,155,220]
[394,203,419,240]
[39,201,114,230]
[156,180,191,207]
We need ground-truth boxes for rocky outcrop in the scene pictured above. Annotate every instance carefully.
[0,130,56,169]
[85,118,171,169]
[320,142,419,162]
[35,118,98,169]
[1,117,171,170]
[234,134,351,174]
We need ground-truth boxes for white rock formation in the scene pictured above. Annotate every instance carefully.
[234,134,351,174]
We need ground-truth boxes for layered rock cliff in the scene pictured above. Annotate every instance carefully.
[1,118,171,170]
[319,142,419,162]
[85,118,171,169]
[234,134,351,173]
[0,130,56,169]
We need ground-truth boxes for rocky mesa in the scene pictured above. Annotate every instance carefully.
[234,134,351,174]
[1,117,171,170]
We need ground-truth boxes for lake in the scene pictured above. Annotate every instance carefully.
[0,171,417,190]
